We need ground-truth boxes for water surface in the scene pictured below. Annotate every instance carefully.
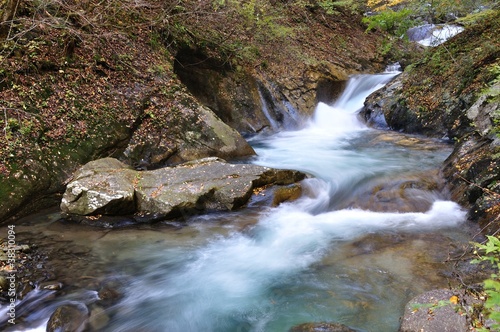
[2,72,475,332]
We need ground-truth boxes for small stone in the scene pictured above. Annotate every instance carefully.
[39,281,63,290]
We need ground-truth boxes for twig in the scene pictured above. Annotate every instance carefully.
[455,172,500,199]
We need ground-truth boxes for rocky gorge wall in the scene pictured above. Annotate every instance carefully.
[361,9,500,234]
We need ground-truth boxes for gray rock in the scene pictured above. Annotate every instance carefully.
[407,24,435,42]
[60,158,137,216]
[466,81,500,142]
[61,157,306,219]
[399,289,469,332]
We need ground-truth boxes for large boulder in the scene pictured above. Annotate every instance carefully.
[61,157,306,220]
[61,158,137,216]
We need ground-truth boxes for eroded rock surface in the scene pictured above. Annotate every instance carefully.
[61,157,306,219]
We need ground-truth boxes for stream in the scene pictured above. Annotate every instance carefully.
[1,70,479,332]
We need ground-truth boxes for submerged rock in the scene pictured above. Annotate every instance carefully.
[46,303,89,332]
[340,170,445,213]
[61,157,306,221]
[289,322,357,332]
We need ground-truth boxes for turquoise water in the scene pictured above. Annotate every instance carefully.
[4,72,473,332]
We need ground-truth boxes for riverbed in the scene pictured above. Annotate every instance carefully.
[0,71,480,332]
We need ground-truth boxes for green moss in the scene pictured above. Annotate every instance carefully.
[456,9,498,27]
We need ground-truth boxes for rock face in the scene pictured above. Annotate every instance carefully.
[399,289,475,332]
[174,50,350,135]
[361,71,472,139]
[360,10,500,232]
[442,82,500,232]
[442,134,500,232]
[123,92,256,168]
[61,157,306,219]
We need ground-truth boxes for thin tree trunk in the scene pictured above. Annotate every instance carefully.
[0,0,21,39]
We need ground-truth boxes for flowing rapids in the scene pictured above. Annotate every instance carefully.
[4,71,475,332]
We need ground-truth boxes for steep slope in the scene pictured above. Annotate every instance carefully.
[0,0,391,221]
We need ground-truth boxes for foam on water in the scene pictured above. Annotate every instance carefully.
[12,70,469,332]
[102,177,465,331]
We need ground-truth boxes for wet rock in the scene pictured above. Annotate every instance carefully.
[289,322,357,332]
[173,49,353,135]
[46,302,89,332]
[442,135,500,232]
[360,76,403,130]
[61,157,306,220]
[136,157,305,216]
[174,51,289,134]
[340,170,444,213]
[98,282,122,307]
[272,184,303,206]
[407,24,464,47]
[39,281,63,291]
[399,289,475,332]
[88,305,110,330]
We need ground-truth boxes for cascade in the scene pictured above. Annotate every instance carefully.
[12,70,468,332]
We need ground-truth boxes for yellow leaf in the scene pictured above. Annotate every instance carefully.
[449,295,459,304]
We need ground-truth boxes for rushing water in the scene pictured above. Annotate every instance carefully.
[3,71,475,332]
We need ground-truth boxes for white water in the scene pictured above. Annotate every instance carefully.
[97,72,464,332]
[13,72,468,332]
[408,24,465,47]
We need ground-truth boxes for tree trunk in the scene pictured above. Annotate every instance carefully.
[0,0,21,39]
